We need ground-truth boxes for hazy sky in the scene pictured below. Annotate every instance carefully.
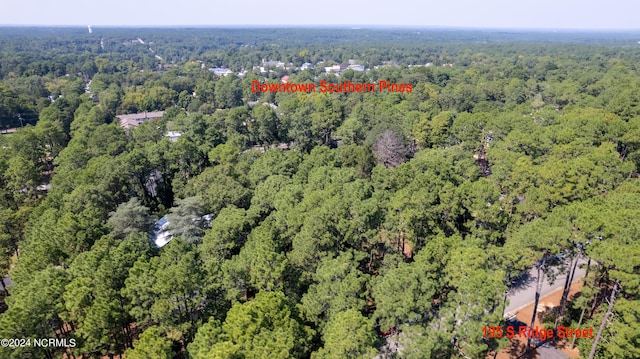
[1,0,639,30]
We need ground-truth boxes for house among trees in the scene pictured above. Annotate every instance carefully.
[262,59,285,68]
[116,111,165,129]
[322,63,365,73]
[324,64,349,73]
[164,131,183,142]
[152,215,172,247]
[151,213,214,248]
[209,67,233,76]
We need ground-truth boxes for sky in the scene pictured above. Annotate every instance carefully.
[1,0,639,30]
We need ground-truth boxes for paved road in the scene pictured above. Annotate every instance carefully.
[537,341,570,359]
[373,258,588,359]
[503,259,588,359]
[505,257,589,317]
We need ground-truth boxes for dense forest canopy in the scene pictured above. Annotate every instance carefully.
[0,27,639,359]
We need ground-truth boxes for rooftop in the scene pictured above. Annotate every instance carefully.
[116,111,165,129]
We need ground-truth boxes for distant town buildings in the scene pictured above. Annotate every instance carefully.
[199,57,387,79]
[347,64,365,72]
[116,111,165,129]
[262,59,285,68]
[323,63,366,74]
[210,67,234,76]
[324,64,348,73]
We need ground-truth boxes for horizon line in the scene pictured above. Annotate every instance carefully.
[1,24,640,32]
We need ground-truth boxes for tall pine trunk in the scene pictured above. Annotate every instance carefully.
[0,277,8,296]
[555,254,579,327]
[500,271,512,318]
[528,256,546,349]
[571,259,592,348]
[588,280,618,359]
[583,258,591,285]
[571,307,586,349]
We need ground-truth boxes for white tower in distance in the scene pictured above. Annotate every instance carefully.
[88,25,92,34]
